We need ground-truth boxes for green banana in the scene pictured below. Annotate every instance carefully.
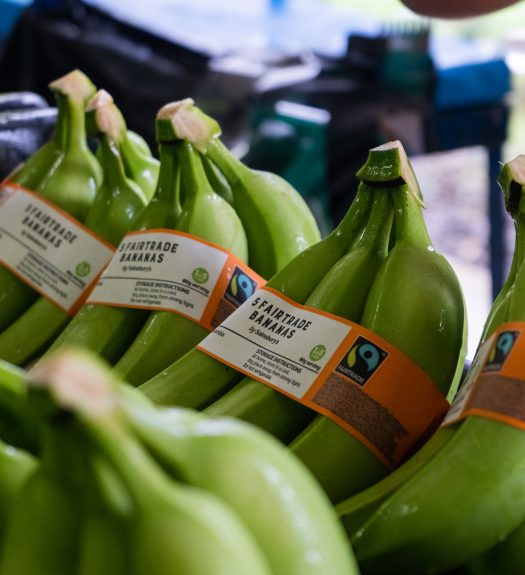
[0,424,87,575]
[75,411,274,575]
[335,424,456,536]
[0,439,37,541]
[41,112,184,364]
[76,500,131,575]
[76,449,133,575]
[138,181,372,408]
[0,70,98,331]
[152,98,321,278]
[112,137,248,385]
[121,132,159,201]
[282,141,466,505]
[0,360,38,452]
[350,155,525,575]
[466,520,525,575]
[0,99,148,366]
[87,89,159,200]
[201,149,234,204]
[125,129,153,157]
[120,400,360,575]
[204,185,394,452]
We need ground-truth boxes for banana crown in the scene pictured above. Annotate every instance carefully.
[86,90,126,143]
[28,349,120,422]
[498,155,525,217]
[356,140,425,208]
[156,99,221,150]
[49,69,97,105]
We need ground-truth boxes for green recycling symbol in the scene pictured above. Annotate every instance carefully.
[75,261,91,278]
[192,267,209,284]
[309,344,326,362]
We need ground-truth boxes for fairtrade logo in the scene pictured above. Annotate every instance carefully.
[335,336,388,386]
[484,331,520,372]
[75,261,91,278]
[225,267,257,306]
[309,344,326,362]
[192,267,209,284]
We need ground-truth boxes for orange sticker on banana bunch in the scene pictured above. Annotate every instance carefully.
[87,229,265,330]
[443,322,525,430]
[0,181,115,314]
[197,286,450,468]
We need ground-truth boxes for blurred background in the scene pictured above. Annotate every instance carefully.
[2,0,525,357]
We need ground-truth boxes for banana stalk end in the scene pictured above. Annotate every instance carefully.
[156,98,221,150]
[48,69,96,104]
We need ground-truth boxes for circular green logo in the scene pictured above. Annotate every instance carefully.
[192,267,209,284]
[75,261,91,278]
[309,344,326,362]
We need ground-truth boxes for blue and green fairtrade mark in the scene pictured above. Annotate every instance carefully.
[192,267,209,284]
[75,261,91,278]
[347,341,382,373]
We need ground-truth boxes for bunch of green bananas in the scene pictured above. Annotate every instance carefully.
[139,140,467,506]
[0,349,358,575]
[0,70,101,332]
[0,68,159,360]
[341,154,525,575]
[0,86,151,366]
[39,98,321,380]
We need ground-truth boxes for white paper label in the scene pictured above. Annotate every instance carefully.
[0,183,115,313]
[197,287,352,398]
[87,229,231,324]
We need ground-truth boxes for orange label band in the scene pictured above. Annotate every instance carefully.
[443,322,525,430]
[87,229,265,331]
[197,286,449,468]
[0,181,115,315]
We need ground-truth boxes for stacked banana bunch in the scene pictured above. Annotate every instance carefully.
[0,72,321,376]
[6,66,525,575]
[0,350,358,575]
[334,154,525,575]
